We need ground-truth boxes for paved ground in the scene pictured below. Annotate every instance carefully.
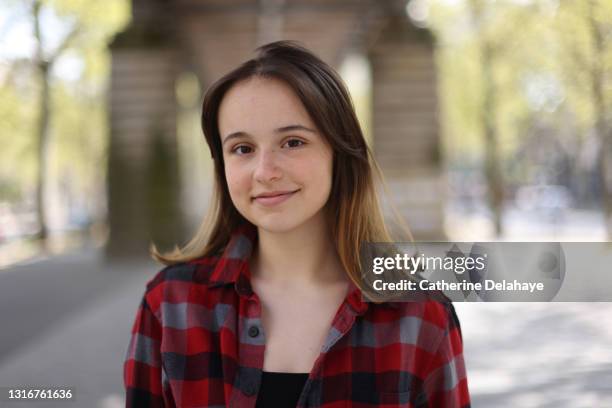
[0,248,157,408]
[455,302,612,408]
[0,247,611,407]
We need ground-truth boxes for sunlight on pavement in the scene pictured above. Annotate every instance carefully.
[98,393,124,408]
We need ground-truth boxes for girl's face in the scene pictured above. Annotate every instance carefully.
[218,76,334,233]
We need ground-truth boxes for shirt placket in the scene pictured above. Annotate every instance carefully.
[295,299,362,408]
[229,282,266,408]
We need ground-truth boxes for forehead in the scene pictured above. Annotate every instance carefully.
[218,76,316,137]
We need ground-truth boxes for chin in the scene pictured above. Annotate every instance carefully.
[237,197,328,234]
[252,216,305,234]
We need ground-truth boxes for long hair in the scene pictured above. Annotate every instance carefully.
[152,40,412,293]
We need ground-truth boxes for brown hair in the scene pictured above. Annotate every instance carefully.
[152,40,412,293]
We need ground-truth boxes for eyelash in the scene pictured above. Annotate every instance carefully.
[231,139,306,155]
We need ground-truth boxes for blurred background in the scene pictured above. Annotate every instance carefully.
[0,0,611,407]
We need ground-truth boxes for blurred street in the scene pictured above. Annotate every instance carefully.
[0,249,157,408]
[456,302,612,408]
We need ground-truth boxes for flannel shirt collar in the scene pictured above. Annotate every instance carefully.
[206,221,374,315]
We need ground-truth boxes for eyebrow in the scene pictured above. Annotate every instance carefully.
[221,125,317,146]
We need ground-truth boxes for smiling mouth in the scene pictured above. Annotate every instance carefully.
[252,189,299,206]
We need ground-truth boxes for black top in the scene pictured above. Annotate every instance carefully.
[255,371,309,408]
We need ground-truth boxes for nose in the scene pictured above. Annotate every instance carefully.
[253,149,282,183]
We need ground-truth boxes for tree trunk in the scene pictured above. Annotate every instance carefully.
[469,0,504,237]
[587,0,612,238]
[30,0,80,244]
[482,41,503,237]
[35,60,51,242]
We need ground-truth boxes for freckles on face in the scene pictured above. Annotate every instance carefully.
[217,76,334,232]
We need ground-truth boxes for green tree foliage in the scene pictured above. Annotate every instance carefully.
[0,0,129,232]
[428,0,612,231]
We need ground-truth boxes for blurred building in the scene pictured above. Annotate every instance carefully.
[107,0,443,259]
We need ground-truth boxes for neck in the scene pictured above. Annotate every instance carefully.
[250,212,347,287]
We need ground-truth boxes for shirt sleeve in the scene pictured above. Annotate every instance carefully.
[124,293,166,407]
[420,303,471,408]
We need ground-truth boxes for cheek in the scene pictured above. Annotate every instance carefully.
[317,149,334,181]
[302,151,333,192]
[225,165,250,200]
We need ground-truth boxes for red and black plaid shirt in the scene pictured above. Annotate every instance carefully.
[124,222,470,407]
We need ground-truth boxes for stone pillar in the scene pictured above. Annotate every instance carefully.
[106,3,183,260]
[369,15,445,240]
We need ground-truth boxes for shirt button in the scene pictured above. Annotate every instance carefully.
[248,326,259,338]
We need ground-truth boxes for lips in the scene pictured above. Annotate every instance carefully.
[254,190,298,199]
[252,189,299,207]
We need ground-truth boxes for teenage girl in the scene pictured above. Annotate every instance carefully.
[124,40,470,408]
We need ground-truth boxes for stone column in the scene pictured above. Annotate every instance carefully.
[369,15,445,240]
[106,5,183,260]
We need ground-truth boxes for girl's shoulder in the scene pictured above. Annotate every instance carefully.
[370,299,462,338]
[140,253,230,311]
[145,254,221,290]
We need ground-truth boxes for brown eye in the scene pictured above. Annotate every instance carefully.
[283,139,305,148]
[232,145,253,155]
